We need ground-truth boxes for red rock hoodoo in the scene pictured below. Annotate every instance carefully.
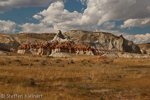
[17,41,97,55]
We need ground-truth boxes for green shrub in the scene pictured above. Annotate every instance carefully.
[0,62,5,66]
[100,97,105,100]
[41,61,46,66]
[30,63,33,66]
[116,74,122,78]
[29,78,36,86]
[106,76,110,78]
[14,59,20,62]
[47,56,54,58]
[8,61,11,64]
[71,60,74,64]
[34,59,39,62]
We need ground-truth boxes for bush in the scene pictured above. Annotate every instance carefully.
[14,60,21,63]
[124,74,127,77]
[21,63,29,66]
[106,76,110,78]
[41,61,46,66]
[100,97,105,100]
[0,62,5,66]
[56,61,60,63]
[14,59,20,62]
[81,59,86,63]
[86,76,92,80]
[30,63,33,66]
[116,74,122,78]
[34,59,39,62]
[56,59,62,63]
[29,78,36,86]
[56,59,62,62]
[71,60,74,64]
[8,61,11,64]
[47,56,54,58]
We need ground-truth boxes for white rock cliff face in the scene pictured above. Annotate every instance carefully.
[63,30,141,53]
[50,30,73,43]
[0,35,20,51]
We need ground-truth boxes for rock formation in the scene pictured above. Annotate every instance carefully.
[18,31,96,56]
[141,50,147,54]
[50,30,73,43]
[63,30,141,53]
[18,41,96,56]
[18,41,58,55]
[137,43,150,54]
[17,30,144,57]
[0,35,20,51]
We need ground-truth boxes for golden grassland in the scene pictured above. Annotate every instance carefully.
[0,54,150,100]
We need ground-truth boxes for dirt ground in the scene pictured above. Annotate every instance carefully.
[0,54,150,100]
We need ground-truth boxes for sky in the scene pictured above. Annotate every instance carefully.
[0,0,150,44]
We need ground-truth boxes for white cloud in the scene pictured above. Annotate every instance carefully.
[33,15,42,20]
[102,22,115,29]
[31,1,101,32]
[0,20,16,34]
[86,0,150,26]
[0,0,150,34]
[19,23,56,33]
[77,0,87,5]
[120,18,150,29]
[124,33,150,44]
[0,0,63,13]
[32,1,86,32]
[32,0,150,32]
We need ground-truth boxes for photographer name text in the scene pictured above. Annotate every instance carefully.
[1,94,43,99]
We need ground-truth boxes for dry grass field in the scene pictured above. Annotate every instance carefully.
[0,54,150,100]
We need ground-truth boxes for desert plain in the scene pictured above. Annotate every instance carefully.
[0,53,150,100]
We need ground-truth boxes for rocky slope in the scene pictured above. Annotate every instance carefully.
[11,33,56,44]
[0,33,56,51]
[137,43,150,54]
[0,33,20,51]
[63,30,141,53]
[50,30,73,43]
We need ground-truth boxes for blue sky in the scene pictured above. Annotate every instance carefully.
[0,0,150,44]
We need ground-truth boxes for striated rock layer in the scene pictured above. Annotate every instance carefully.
[18,30,98,56]
[18,41,96,56]
[63,30,141,53]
